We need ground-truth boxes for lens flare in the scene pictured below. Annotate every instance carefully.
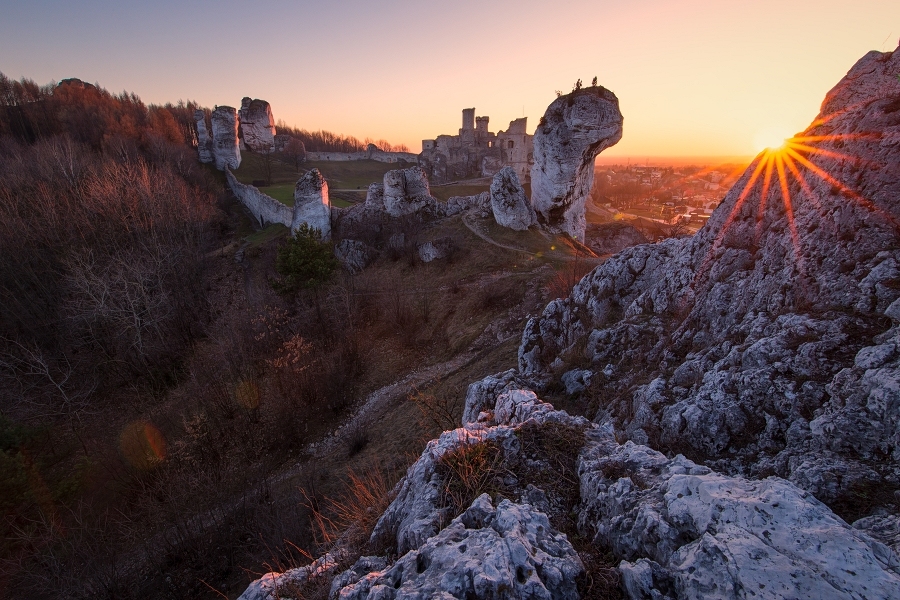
[120,421,167,470]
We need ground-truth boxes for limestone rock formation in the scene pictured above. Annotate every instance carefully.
[519,46,900,518]
[210,106,241,170]
[530,86,623,240]
[194,110,213,164]
[490,166,536,230]
[292,168,331,238]
[239,97,276,153]
[585,221,649,255]
[382,166,438,217]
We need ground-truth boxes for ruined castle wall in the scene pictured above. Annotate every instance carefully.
[307,150,417,163]
[225,170,293,229]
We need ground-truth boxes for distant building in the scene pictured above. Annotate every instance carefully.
[418,108,534,184]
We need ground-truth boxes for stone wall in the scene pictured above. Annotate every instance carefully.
[225,170,292,229]
[307,146,417,163]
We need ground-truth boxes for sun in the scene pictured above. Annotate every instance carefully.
[753,127,792,153]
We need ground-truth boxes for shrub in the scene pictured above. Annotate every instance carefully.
[271,224,339,296]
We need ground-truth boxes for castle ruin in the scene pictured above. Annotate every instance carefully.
[418,108,534,184]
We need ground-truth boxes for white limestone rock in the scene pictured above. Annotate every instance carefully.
[336,495,582,600]
[490,166,536,230]
[194,109,213,164]
[382,167,438,217]
[530,86,623,241]
[578,441,900,599]
[210,106,241,171]
[292,168,331,238]
[239,97,276,153]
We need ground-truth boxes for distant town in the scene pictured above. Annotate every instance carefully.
[591,161,748,233]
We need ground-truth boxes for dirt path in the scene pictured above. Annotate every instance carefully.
[461,214,538,256]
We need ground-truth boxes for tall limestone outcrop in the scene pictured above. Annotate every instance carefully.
[194,110,213,164]
[490,166,535,230]
[292,168,331,238]
[239,97,276,153]
[520,46,900,519]
[530,86,623,241]
[210,106,241,170]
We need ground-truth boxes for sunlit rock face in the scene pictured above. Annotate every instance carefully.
[382,166,438,217]
[292,168,331,238]
[490,166,535,230]
[210,106,241,170]
[530,86,623,241]
[239,97,276,153]
[519,46,900,525]
[194,110,213,164]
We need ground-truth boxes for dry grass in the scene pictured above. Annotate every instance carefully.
[436,438,510,523]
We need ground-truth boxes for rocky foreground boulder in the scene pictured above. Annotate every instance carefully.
[520,46,900,526]
[530,86,623,241]
[240,382,900,599]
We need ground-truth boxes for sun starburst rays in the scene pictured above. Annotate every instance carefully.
[688,130,893,303]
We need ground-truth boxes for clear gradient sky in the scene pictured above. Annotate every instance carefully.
[1,0,898,158]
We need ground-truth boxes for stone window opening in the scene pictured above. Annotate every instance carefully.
[507,140,514,149]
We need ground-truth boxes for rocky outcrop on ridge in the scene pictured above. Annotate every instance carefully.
[210,106,241,170]
[530,86,623,241]
[586,222,649,256]
[519,47,900,520]
[239,97,276,153]
[490,166,536,230]
[194,109,213,164]
[292,168,331,238]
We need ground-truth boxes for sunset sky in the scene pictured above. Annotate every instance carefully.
[1,0,898,158]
